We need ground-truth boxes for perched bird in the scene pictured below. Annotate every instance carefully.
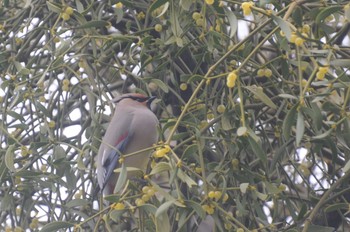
[96,93,159,196]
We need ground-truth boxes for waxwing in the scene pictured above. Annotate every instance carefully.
[96,93,159,195]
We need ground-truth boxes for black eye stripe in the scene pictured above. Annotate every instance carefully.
[130,96,148,102]
[115,95,148,103]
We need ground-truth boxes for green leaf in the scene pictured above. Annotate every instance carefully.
[278,94,298,100]
[151,79,169,93]
[307,225,336,232]
[315,6,343,24]
[311,128,332,140]
[245,85,277,109]
[345,4,350,21]
[113,162,127,193]
[46,1,62,13]
[283,104,298,140]
[343,159,350,173]
[150,180,185,207]
[177,169,197,187]
[248,135,267,164]
[221,112,233,131]
[5,144,16,172]
[185,200,206,219]
[55,39,71,57]
[139,204,158,215]
[272,15,292,40]
[264,182,281,194]
[296,110,305,146]
[149,162,171,175]
[149,0,169,13]
[0,192,14,211]
[240,183,249,194]
[297,203,307,220]
[7,110,24,121]
[41,221,75,232]
[255,190,268,201]
[182,144,198,160]
[75,20,110,29]
[155,200,175,218]
[324,203,349,213]
[330,59,350,67]
[65,199,89,208]
[179,0,192,11]
[225,8,238,38]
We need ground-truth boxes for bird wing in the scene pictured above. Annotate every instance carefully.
[100,131,133,192]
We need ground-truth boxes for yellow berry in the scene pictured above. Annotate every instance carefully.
[180,83,188,91]
[242,2,254,16]
[205,0,215,5]
[48,121,56,128]
[115,2,123,9]
[237,228,244,232]
[147,188,156,197]
[224,223,232,230]
[74,192,82,199]
[196,18,204,26]
[223,193,229,202]
[195,167,202,173]
[257,69,265,77]
[217,104,226,114]
[154,148,167,158]
[302,24,310,34]
[295,37,304,47]
[301,79,308,87]
[61,12,70,21]
[135,198,145,206]
[318,66,329,74]
[114,202,125,210]
[142,186,150,194]
[141,194,150,202]
[14,227,23,232]
[232,158,239,168]
[65,6,74,15]
[29,222,38,229]
[226,71,237,88]
[154,24,163,32]
[299,163,310,176]
[39,96,46,102]
[137,12,145,20]
[199,120,208,129]
[316,71,325,80]
[53,36,60,43]
[41,164,47,172]
[21,146,28,157]
[237,43,245,51]
[264,68,272,77]
[192,12,201,20]
[62,84,69,91]
[290,33,297,43]
[207,112,214,120]
[16,207,21,215]
[214,191,222,201]
[279,30,285,37]
[62,79,70,85]
[208,191,215,199]
[278,184,286,191]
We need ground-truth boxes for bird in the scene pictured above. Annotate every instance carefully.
[96,93,159,196]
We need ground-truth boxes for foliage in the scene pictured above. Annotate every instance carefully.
[1,0,350,231]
